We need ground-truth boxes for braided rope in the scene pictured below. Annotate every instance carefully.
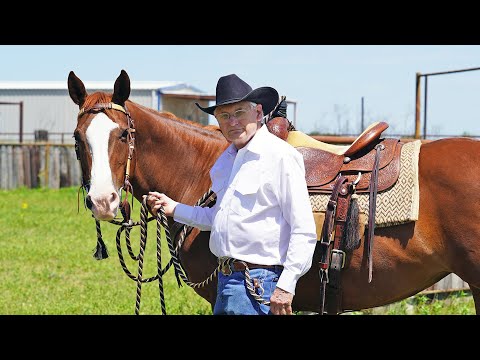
[110,198,172,314]
[114,222,173,282]
[98,188,269,313]
[155,212,167,313]
[102,190,221,314]
[157,198,224,289]
[125,226,137,260]
[134,202,148,315]
[238,261,271,306]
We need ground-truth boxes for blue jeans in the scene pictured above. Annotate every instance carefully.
[213,267,283,315]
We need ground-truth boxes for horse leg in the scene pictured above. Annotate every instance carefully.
[469,285,480,315]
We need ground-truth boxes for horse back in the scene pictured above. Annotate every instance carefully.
[419,137,480,186]
[417,137,480,252]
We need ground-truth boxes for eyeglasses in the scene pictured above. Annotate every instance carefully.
[215,106,254,122]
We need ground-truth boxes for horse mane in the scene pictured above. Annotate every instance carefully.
[84,91,225,141]
[130,100,225,140]
[83,92,112,109]
[204,124,222,133]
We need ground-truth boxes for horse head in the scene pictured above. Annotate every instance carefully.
[69,70,133,221]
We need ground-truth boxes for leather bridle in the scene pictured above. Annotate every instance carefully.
[75,102,136,223]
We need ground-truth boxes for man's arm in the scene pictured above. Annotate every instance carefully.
[272,151,317,307]
[146,191,215,231]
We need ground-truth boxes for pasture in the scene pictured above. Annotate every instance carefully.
[0,187,212,315]
[0,187,475,315]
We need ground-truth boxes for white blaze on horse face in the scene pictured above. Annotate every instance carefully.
[85,113,121,220]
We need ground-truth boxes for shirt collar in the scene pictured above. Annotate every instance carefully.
[241,124,269,155]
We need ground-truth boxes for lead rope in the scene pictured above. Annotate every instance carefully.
[90,188,270,314]
[239,261,271,306]
[109,199,172,315]
[90,189,220,314]
[160,191,270,306]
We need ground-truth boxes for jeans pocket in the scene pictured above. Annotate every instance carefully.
[246,269,265,297]
[266,268,282,296]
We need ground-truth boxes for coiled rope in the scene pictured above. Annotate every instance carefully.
[95,189,269,314]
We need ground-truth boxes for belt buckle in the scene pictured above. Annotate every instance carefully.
[219,257,233,276]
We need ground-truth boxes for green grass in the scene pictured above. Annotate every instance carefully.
[347,290,475,315]
[0,187,212,315]
[0,187,476,315]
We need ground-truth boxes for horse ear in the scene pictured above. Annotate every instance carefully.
[68,71,88,107]
[112,69,131,105]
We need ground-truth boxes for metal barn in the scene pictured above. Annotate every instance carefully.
[0,80,214,144]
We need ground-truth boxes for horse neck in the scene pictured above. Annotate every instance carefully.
[129,104,227,204]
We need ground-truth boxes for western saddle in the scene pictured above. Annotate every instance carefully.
[266,106,403,315]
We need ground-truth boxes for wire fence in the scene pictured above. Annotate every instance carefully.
[0,132,75,144]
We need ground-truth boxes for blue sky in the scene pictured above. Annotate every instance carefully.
[1,45,479,138]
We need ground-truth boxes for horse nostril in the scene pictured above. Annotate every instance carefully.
[111,192,119,203]
[85,195,93,210]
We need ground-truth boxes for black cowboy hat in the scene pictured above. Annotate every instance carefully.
[195,74,279,116]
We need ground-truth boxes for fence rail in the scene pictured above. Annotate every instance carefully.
[0,143,80,189]
[0,132,75,144]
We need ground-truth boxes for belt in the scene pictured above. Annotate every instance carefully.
[219,258,283,276]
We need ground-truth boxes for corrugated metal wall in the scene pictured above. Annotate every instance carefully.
[0,89,154,143]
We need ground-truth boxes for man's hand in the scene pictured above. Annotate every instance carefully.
[143,191,178,217]
[269,287,294,315]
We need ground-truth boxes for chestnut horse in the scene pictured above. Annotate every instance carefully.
[68,70,480,314]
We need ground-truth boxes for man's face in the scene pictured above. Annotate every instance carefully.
[214,101,263,149]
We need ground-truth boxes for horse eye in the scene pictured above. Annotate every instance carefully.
[120,129,129,139]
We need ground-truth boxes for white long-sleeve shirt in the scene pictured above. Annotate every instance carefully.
[174,124,317,294]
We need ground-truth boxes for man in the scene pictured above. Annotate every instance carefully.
[147,74,317,315]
